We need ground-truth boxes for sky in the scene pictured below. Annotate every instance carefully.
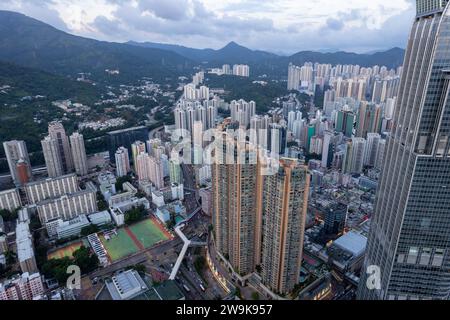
[0,0,417,54]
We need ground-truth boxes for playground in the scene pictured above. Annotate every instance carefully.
[47,240,87,260]
[100,217,171,262]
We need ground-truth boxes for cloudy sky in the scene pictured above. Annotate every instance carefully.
[0,0,416,54]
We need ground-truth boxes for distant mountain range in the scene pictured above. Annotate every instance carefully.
[0,10,405,82]
[0,10,194,83]
[128,41,405,74]
[127,40,279,64]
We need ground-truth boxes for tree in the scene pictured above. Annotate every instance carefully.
[72,246,99,274]
[134,264,146,274]
[251,292,260,300]
[115,175,133,192]
[235,287,242,299]
[41,246,99,284]
[0,209,18,222]
[124,205,146,225]
[81,224,100,237]
[96,192,108,211]
[29,214,42,231]
[4,251,16,265]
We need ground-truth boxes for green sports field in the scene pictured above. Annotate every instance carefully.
[129,218,168,249]
[100,228,139,262]
[99,218,170,262]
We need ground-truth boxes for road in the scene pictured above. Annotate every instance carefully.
[89,237,183,279]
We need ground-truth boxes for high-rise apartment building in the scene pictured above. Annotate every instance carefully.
[0,273,44,301]
[2,140,32,186]
[48,121,74,174]
[41,136,64,178]
[131,141,146,170]
[70,132,88,176]
[212,135,263,276]
[358,0,450,300]
[107,126,149,163]
[261,159,310,295]
[115,147,130,177]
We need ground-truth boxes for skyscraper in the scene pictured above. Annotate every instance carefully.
[131,141,146,171]
[70,132,88,176]
[358,0,450,300]
[115,147,130,177]
[48,121,74,174]
[3,140,32,186]
[107,126,149,163]
[212,134,263,276]
[41,136,64,178]
[261,159,310,295]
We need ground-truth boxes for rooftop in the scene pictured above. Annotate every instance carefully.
[333,231,367,257]
[105,270,148,300]
[16,221,34,262]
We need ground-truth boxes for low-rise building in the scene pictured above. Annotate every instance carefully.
[105,270,148,300]
[56,214,91,239]
[327,231,367,274]
[88,211,112,226]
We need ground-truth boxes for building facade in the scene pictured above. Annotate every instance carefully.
[358,1,450,300]
[261,159,310,295]
[70,132,88,176]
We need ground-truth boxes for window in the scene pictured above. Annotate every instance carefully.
[407,247,419,264]
[432,249,445,267]
[420,248,431,265]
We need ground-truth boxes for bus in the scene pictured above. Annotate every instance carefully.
[199,284,206,292]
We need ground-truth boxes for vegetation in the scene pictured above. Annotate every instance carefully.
[0,11,193,84]
[251,292,260,300]
[96,192,109,211]
[41,246,99,284]
[0,209,18,222]
[80,224,100,237]
[205,75,288,113]
[115,175,133,192]
[4,251,16,265]
[29,214,42,232]
[124,205,146,225]
[133,264,147,274]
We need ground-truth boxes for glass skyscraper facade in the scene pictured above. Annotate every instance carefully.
[358,1,450,300]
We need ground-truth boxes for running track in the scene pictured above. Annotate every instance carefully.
[124,227,145,251]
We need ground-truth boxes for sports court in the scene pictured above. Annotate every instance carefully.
[128,218,169,249]
[99,218,171,262]
[47,240,86,260]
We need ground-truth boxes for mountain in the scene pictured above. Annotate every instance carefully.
[129,41,405,75]
[127,40,278,64]
[0,10,405,83]
[0,61,100,104]
[0,11,194,83]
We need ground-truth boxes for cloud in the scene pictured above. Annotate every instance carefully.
[0,0,417,53]
[325,18,344,31]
